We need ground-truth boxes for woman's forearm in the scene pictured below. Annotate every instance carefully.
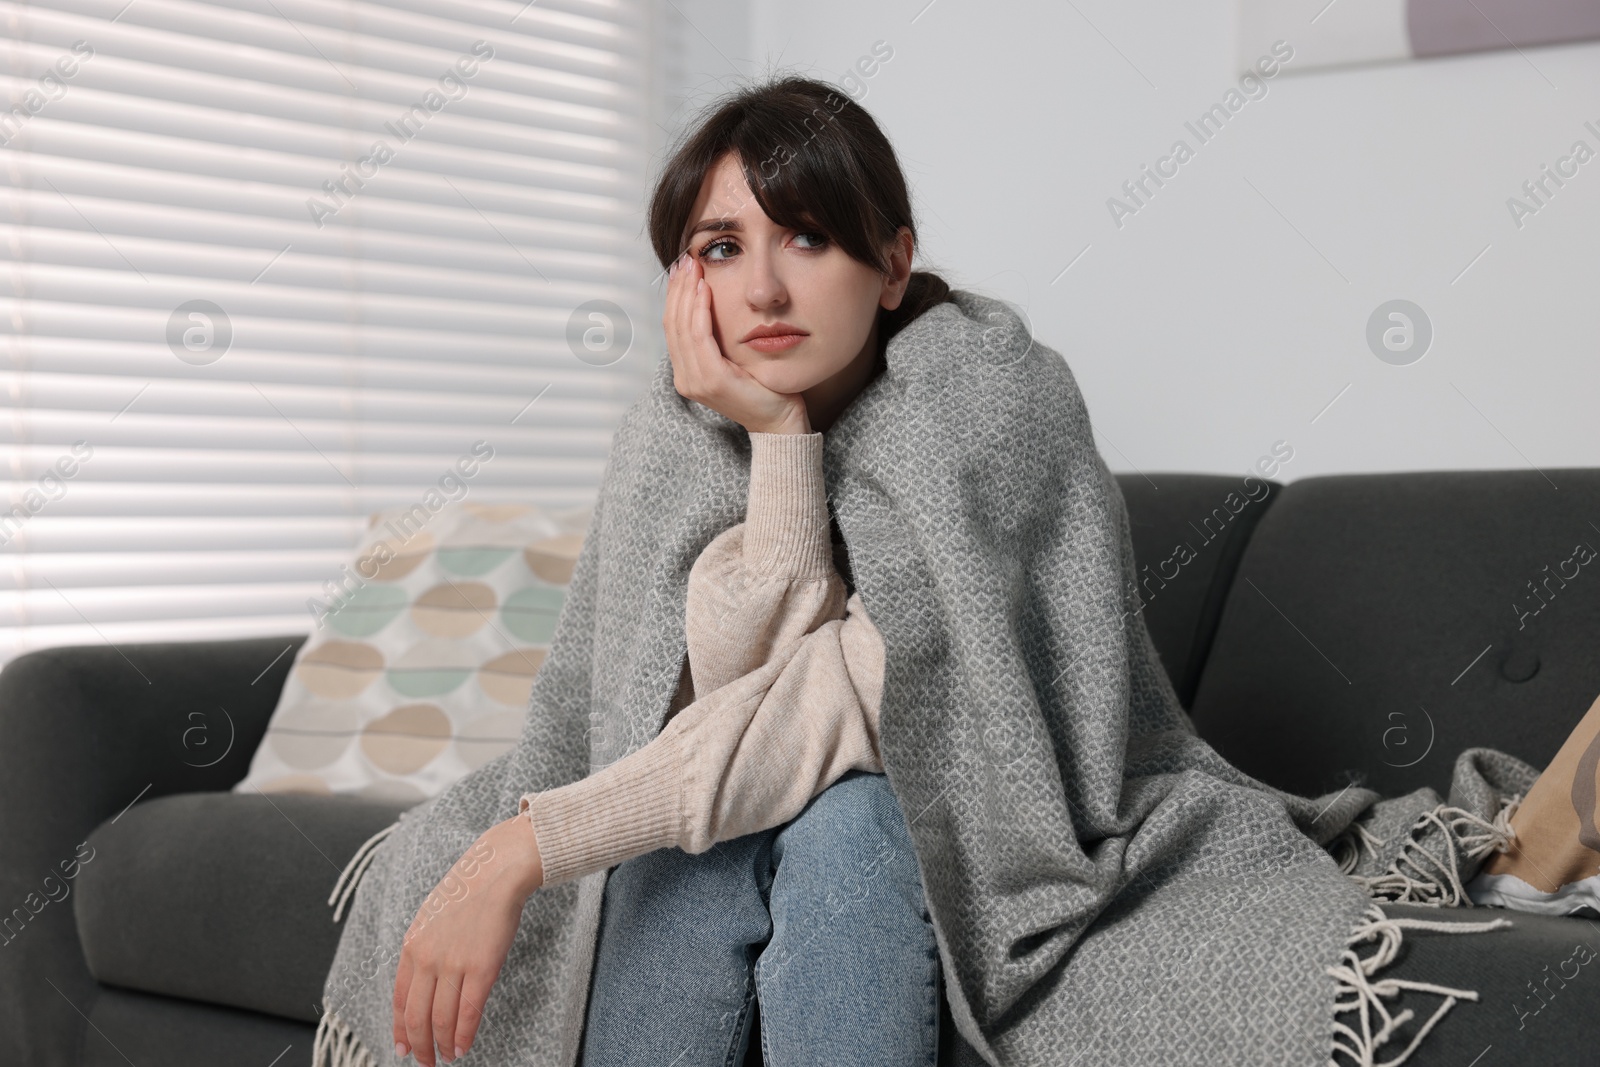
[519,593,885,888]
[516,427,887,890]
[682,431,847,699]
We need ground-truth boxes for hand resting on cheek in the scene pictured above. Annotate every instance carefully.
[664,249,812,436]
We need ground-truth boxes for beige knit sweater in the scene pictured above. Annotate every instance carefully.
[518,431,887,889]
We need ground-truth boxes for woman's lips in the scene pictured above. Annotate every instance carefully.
[744,333,807,352]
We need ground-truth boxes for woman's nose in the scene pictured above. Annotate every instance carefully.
[744,252,787,309]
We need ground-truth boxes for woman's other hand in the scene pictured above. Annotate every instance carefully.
[391,815,544,1065]
[664,250,811,435]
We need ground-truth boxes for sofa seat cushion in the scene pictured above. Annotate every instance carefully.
[74,791,417,1023]
[79,987,314,1067]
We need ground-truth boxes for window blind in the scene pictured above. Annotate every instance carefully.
[1,0,659,666]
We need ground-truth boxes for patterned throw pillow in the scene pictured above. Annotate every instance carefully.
[233,501,591,804]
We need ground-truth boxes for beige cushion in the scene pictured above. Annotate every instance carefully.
[233,501,590,804]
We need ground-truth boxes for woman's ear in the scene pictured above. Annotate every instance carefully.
[879,226,915,311]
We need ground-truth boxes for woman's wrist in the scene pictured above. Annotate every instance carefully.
[744,404,811,435]
[497,813,545,897]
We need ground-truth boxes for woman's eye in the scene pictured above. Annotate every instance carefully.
[696,232,827,261]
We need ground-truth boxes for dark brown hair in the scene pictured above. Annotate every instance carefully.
[647,75,952,348]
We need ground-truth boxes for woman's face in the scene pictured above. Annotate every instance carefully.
[680,151,911,400]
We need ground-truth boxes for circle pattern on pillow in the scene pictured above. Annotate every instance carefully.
[233,500,592,799]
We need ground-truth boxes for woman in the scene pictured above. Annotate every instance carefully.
[321,73,1587,1067]
[388,75,946,1067]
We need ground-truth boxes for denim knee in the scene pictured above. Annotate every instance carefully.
[756,770,941,1066]
[778,766,896,836]
[578,830,777,1067]
[770,770,924,903]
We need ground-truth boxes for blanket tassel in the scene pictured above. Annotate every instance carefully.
[314,820,403,1066]
[1329,821,1388,876]
[329,818,403,922]
[1326,793,1522,1065]
[1327,902,1513,1067]
[314,995,377,1067]
[1343,793,1522,906]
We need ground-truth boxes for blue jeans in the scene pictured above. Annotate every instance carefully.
[577,769,942,1067]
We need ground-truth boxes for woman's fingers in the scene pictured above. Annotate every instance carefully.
[677,258,733,402]
[672,253,703,392]
[404,969,439,1067]
[664,251,693,390]
[452,971,495,1058]
[687,274,725,393]
[392,943,415,1056]
[430,970,464,1063]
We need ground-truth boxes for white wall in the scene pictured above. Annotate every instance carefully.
[662,0,1600,484]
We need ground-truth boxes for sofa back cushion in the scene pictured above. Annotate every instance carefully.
[1188,469,1600,799]
[1115,473,1283,707]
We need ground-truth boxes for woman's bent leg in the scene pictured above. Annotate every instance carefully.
[757,769,941,1067]
[577,829,777,1067]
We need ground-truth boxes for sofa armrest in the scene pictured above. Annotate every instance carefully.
[0,633,307,1067]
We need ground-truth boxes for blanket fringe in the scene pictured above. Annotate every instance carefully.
[316,821,403,1066]
[1330,820,1388,875]
[330,818,403,922]
[314,996,377,1067]
[1344,794,1521,906]
[1326,902,1514,1066]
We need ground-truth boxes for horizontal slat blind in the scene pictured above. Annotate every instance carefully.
[1,0,656,664]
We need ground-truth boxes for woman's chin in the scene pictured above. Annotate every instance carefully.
[736,363,827,397]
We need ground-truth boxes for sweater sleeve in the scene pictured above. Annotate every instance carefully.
[517,592,885,887]
[679,431,847,702]
[516,431,888,889]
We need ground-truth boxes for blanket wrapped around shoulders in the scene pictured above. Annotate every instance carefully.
[314,289,1538,1067]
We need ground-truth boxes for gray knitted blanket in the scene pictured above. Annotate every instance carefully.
[315,289,1540,1067]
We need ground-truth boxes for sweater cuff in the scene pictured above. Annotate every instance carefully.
[518,730,687,889]
[744,431,833,579]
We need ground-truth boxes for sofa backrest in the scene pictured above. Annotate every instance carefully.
[1187,468,1600,800]
[1114,473,1283,707]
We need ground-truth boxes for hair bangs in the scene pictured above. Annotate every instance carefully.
[647,75,952,345]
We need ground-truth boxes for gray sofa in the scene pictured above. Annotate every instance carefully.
[2,469,1597,1066]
